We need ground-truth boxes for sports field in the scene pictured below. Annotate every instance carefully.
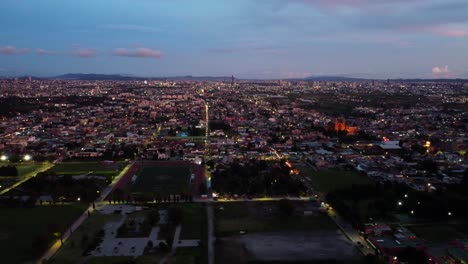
[47,162,124,176]
[131,165,191,195]
[300,167,372,193]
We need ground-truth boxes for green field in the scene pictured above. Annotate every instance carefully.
[300,167,372,193]
[0,204,87,264]
[0,162,49,177]
[215,202,337,236]
[50,212,121,264]
[48,162,124,176]
[131,166,191,195]
[84,256,162,264]
[178,204,207,239]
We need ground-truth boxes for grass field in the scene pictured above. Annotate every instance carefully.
[84,256,162,264]
[179,204,207,239]
[0,204,87,264]
[215,202,337,236]
[47,162,125,176]
[50,212,121,264]
[171,247,204,264]
[300,167,372,193]
[0,162,49,177]
[131,166,191,195]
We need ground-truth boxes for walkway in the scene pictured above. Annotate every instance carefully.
[37,163,133,263]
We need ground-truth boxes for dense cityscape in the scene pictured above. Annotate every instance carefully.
[2,0,468,263]
[0,76,466,264]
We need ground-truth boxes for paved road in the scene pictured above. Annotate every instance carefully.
[326,207,374,256]
[0,162,55,195]
[37,163,133,264]
[207,203,215,264]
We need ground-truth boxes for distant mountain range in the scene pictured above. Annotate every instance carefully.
[1,73,467,82]
[54,73,232,81]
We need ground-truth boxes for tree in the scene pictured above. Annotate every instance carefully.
[168,206,183,225]
[277,199,294,217]
[397,247,428,264]
[199,182,207,195]
[32,234,49,256]
[147,210,160,226]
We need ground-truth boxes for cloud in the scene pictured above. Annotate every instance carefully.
[36,48,60,55]
[113,48,162,58]
[208,46,286,54]
[73,48,97,58]
[431,27,467,38]
[432,65,449,74]
[100,24,163,33]
[0,46,30,55]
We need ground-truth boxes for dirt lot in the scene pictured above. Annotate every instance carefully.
[219,230,360,262]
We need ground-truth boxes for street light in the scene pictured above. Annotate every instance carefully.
[398,201,403,206]
[0,155,7,161]
[448,212,452,216]
[23,154,32,161]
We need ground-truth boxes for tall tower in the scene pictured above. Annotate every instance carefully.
[231,75,234,86]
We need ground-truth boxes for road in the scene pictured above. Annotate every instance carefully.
[0,162,55,195]
[207,203,215,264]
[326,207,374,256]
[37,162,133,263]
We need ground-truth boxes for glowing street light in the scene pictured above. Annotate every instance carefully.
[23,154,32,161]
[0,155,7,161]
[77,197,81,201]
[448,212,452,216]
[398,201,403,206]
[410,210,414,214]
[404,194,408,198]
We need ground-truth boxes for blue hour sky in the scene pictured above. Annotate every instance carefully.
[1,0,468,79]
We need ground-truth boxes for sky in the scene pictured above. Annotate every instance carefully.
[1,0,468,79]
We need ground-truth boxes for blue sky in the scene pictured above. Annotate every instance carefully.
[1,0,468,79]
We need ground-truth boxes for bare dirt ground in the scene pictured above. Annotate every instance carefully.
[228,230,360,262]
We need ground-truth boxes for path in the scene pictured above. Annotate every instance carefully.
[159,225,182,264]
[0,162,55,195]
[207,203,215,264]
[36,162,133,263]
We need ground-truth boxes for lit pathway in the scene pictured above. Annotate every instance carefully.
[36,162,133,264]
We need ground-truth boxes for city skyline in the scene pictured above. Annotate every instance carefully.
[1,0,468,79]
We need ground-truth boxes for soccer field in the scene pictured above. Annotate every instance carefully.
[47,162,124,176]
[131,166,191,195]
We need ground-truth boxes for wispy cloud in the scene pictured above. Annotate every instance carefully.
[0,45,30,55]
[431,27,467,38]
[112,48,162,58]
[100,24,164,33]
[73,48,97,58]
[36,48,61,55]
[208,46,286,54]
